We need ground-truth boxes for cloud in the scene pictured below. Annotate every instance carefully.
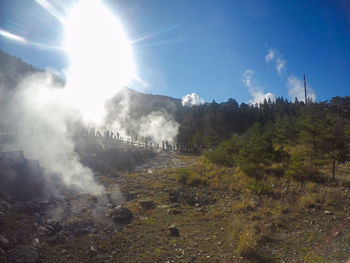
[182,93,205,106]
[265,49,275,63]
[276,57,286,75]
[243,69,276,104]
[265,47,316,101]
[265,48,286,75]
[286,75,316,102]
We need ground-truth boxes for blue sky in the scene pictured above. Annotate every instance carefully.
[0,0,349,103]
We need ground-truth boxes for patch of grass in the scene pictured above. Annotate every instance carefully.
[302,251,329,263]
[298,193,322,208]
[229,214,258,255]
[247,179,272,195]
[305,181,318,193]
[232,193,254,213]
[175,168,205,186]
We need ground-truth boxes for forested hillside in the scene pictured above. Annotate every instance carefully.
[188,97,350,181]
[176,97,350,148]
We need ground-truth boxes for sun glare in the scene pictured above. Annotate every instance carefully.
[63,0,135,124]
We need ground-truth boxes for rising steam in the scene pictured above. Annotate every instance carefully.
[7,72,104,195]
[1,0,179,196]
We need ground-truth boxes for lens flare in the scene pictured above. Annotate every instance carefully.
[62,0,135,124]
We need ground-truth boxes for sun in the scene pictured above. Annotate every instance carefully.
[62,0,135,124]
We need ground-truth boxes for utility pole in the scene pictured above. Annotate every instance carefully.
[303,73,307,104]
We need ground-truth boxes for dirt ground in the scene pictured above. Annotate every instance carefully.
[1,152,350,263]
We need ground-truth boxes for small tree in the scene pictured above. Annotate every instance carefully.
[205,135,240,166]
[321,117,350,180]
[235,123,275,177]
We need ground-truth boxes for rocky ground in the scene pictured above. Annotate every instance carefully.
[1,152,350,262]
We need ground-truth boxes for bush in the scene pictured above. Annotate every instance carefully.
[230,215,258,255]
[186,174,203,186]
[285,148,316,179]
[204,136,240,167]
[247,179,272,195]
[176,168,191,184]
[176,168,204,186]
[298,193,321,208]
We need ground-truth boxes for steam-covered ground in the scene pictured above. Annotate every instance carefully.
[1,150,350,262]
[0,143,156,263]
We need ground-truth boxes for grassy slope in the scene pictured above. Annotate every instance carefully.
[8,154,350,263]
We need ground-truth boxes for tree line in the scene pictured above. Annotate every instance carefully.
[177,96,350,180]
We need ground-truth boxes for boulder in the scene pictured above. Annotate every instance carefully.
[46,221,63,236]
[0,235,9,248]
[168,225,180,237]
[139,200,155,210]
[0,211,4,224]
[0,192,12,203]
[111,206,132,223]
[0,199,11,211]
[168,191,179,202]
[167,208,182,215]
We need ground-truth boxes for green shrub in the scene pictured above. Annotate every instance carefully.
[247,179,272,195]
[176,168,204,186]
[285,148,318,179]
[176,168,191,184]
[187,174,204,186]
[204,135,240,167]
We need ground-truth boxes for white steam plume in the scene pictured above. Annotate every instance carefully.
[286,75,316,102]
[265,48,286,75]
[138,112,179,143]
[243,69,275,104]
[8,72,104,195]
[182,93,204,106]
[275,56,286,75]
[1,0,181,198]
[105,91,179,144]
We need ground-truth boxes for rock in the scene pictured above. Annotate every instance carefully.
[125,191,138,201]
[332,231,340,237]
[90,245,98,253]
[0,211,5,224]
[0,199,11,211]
[139,200,155,210]
[167,208,182,215]
[111,206,132,223]
[197,207,207,213]
[324,210,333,215]
[169,191,179,202]
[6,246,40,263]
[37,226,49,235]
[0,235,9,248]
[46,221,63,236]
[168,225,180,237]
[0,192,12,203]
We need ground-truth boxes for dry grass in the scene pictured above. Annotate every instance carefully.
[38,154,350,263]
